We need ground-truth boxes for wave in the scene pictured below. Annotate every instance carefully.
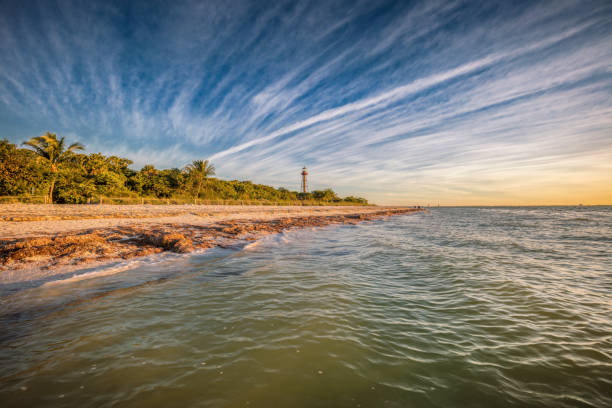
[40,251,189,287]
[242,230,296,251]
[42,262,138,286]
[243,241,261,250]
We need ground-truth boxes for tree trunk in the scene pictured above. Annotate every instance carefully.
[49,166,58,204]
[196,179,202,199]
[48,178,55,204]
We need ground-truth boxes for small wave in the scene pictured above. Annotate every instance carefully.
[487,222,534,228]
[42,263,136,286]
[242,231,295,251]
[243,241,261,250]
[279,232,293,244]
[41,252,186,286]
[242,267,274,277]
[558,234,611,242]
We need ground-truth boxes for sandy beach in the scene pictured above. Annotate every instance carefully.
[0,204,422,283]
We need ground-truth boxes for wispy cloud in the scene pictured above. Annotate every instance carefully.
[0,0,610,203]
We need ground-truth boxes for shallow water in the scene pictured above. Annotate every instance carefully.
[1,207,611,407]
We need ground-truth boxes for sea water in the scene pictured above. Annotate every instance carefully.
[0,207,610,407]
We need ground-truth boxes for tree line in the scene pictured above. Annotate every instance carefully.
[0,133,368,205]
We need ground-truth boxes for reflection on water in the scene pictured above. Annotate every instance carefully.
[1,207,611,407]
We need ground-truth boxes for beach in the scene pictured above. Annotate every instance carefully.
[0,204,421,283]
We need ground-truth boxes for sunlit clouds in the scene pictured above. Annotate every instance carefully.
[1,0,611,204]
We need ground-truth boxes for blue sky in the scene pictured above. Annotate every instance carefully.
[1,0,611,204]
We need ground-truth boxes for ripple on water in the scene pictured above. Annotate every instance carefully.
[0,207,611,407]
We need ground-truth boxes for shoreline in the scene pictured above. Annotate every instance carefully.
[1,205,424,284]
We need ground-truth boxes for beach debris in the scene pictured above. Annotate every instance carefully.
[140,232,193,253]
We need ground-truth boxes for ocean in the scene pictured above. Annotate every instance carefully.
[1,207,611,407]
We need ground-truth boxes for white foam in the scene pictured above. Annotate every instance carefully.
[42,262,136,286]
[243,241,261,250]
[41,252,186,286]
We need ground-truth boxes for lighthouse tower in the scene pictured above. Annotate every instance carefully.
[301,167,309,193]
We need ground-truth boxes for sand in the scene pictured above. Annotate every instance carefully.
[0,204,394,238]
[0,204,423,283]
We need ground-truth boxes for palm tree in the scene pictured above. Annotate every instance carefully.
[184,159,215,198]
[23,132,84,203]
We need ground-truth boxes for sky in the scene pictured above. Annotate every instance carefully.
[1,0,611,205]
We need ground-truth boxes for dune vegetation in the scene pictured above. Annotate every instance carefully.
[0,134,367,205]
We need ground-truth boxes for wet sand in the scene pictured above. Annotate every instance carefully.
[0,204,423,283]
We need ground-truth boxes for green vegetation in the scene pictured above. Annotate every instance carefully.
[23,132,84,203]
[184,159,216,198]
[0,135,368,205]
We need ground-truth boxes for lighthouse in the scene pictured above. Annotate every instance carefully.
[301,167,309,193]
